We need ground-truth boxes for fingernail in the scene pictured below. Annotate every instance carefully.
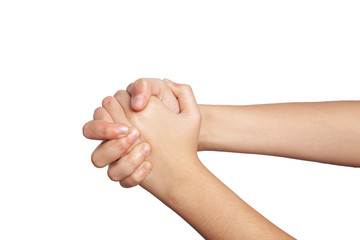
[132,95,145,108]
[129,129,139,139]
[141,145,150,156]
[115,125,129,136]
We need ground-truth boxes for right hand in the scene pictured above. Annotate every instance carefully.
[126,78,180,113]
[83,78,180,187]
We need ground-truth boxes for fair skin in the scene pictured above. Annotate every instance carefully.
[87,79,294,239]
[83,78,360,238]
[83,79,360,184]
[83,78,181,186]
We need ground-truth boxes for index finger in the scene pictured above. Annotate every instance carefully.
[83,120,129,140]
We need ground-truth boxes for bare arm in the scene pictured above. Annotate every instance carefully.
[146,155,294,240]
[199,101,360,167]
[83,80,360,189]
[114,81,294,239]
[125,79,360,166]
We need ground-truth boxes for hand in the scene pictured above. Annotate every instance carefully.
[126,78,208,151]
[113,80,203,197]
[83,78,181,187]
[126,78,180,113]
[83,99,152,188]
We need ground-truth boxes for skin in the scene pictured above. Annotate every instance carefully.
[127,78,180,113]
[83,99,152,186]
[82,78,360,238]
[83,78,181,187]
[105,80,294,239]
[198,102,360,167]
[83,79,360,185]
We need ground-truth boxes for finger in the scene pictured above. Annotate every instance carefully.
[130,78,155,111]
[102,96,128,123]
[114,90,132,113]
[83,120,129,140]
[91,128,140,168]
[126,82,134,95]
[127,78,180,113]
[107,142,151,181]
[164,79,199,115]
[120,161,152,188]
[93,107,113,122]
[160,78,180,113]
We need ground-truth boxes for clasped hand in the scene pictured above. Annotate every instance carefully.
[83,79,203,194]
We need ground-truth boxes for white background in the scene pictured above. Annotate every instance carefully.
[0,1,359,239]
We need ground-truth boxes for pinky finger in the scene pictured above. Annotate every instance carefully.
[120,161,152,188]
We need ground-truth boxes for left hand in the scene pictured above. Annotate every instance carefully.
[112,80,203,196]
[83,98,152,188]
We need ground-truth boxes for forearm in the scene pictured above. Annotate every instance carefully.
[145,157,293,240]
[198,101,360,167]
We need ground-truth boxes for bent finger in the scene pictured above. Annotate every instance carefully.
[107,142,151,181]
[93,107,113,122]
[164,79,199,116]
[126,82,134,95]
[83,120,129,140]
[91,128,140,168]
[102,96,128,124]
[119,161,152,188]
[114,90,132,113]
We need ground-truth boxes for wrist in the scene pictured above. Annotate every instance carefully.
[140,154,206,203]
[156,158,210,208]
[163,160,210,207]
[198,105,213,151]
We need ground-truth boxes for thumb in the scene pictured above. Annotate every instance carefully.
[130,79,152,111]
[164,79,199,116]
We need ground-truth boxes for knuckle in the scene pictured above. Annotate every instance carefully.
[127,155,142,169]
[124,175,141,188]
[116,137,133,153]
[102,96,113,107]
[130,173,143,185]
[113,90,121,98]
[134,78,146,88]
[158,80,168,94]
[121,153,140,170]
[101,124,114,138]
[126,83,134,93]
[183,84,192,90]
[114,89,127,97]
[180,84,192,92]
[136,78,146,84]
[93,106,103,114]
[93,107,104,119]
